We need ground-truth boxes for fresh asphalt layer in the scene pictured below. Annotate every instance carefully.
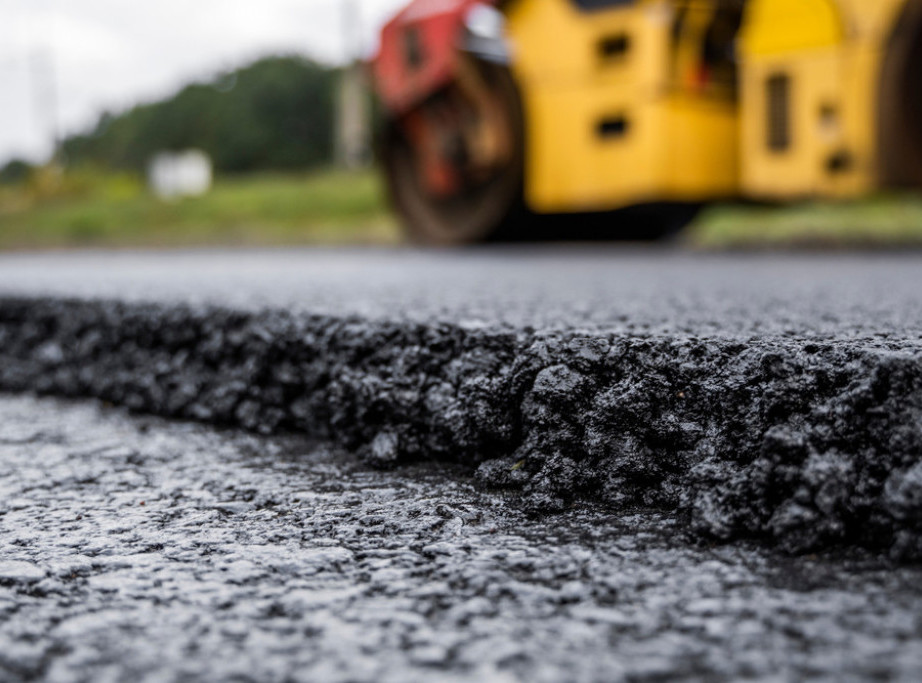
[0,248,921,680]
[1,393,921,682]
[0,247,920,336]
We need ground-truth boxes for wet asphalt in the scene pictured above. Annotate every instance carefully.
[2,393,922,682]
[1,248,922,680]
[0,248,921,338]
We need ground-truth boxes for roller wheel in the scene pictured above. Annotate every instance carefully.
[381,62,526,246]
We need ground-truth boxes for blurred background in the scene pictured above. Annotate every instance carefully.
[0,0,406,249]
[1,0,921,250]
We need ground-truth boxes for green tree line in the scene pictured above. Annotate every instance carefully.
[61,56,340,174]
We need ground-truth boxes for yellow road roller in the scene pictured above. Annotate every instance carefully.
[372,0,922,244]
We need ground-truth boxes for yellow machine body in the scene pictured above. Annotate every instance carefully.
[503,0,914,213]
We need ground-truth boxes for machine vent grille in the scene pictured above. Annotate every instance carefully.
[767,74,791,152]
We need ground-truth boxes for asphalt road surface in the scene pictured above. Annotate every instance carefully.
[0,248,922,681]
[0,248,920,337]
[2,393,922,682]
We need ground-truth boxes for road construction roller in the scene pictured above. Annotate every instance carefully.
[372,0,922,244]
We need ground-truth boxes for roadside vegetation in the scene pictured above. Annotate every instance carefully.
[0,167,398,250]
[2,165,922,249]
[691,195,922,249]
[4,164,922,249]
[0,55,401,249]
[61,56,342,174]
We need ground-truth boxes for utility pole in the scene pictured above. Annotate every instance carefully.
[335,0,372,170]
[30,48,60,164]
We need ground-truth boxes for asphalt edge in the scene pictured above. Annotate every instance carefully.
[1,295,921,560]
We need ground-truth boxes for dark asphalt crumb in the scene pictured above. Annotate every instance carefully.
[1,394,922,682]
[1,297,922,560]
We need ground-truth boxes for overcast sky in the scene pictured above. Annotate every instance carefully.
[0,0,408,165]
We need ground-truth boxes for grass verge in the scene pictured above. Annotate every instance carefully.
[0,168,399,250]
[688,194,922,249]
[3,167,922,249]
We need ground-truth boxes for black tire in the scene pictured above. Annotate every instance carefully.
[879,0,922,189]
[380,63,527,246]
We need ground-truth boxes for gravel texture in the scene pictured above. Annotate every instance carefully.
[0,249,921,560]
[2,394,922,683]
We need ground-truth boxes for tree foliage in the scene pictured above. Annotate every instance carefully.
[0,159,33,185]
[62,56,339,174]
